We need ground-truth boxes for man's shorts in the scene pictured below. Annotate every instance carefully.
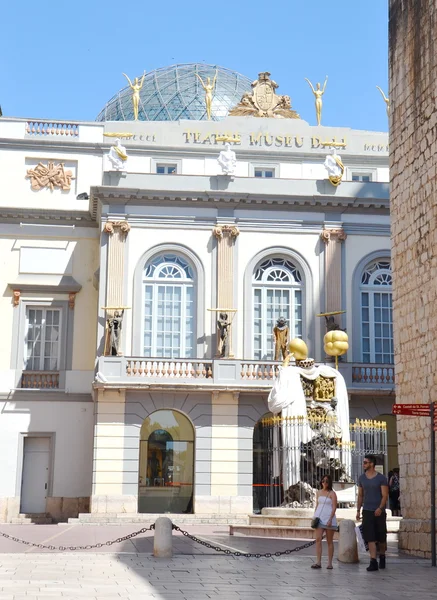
[362,509,387,543]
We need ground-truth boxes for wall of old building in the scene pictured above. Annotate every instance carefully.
[389,0,437,557]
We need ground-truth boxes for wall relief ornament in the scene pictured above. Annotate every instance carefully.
[13,290,21,307]
[104,221,131,235]
[68,293,76,310]
[229,72,300,119]
[26,162,75,191]
[213,225,240,239]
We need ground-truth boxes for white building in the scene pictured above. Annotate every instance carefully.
[0,64,394,523]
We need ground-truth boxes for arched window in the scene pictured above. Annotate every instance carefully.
[360,259,393,363]
[253,257,303,360]
[143,253,195,358]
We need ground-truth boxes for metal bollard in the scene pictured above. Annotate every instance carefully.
[153,517,173,558]
[337,519,359,563]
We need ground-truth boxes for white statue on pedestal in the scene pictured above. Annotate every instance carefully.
[268,358,350,490]
[324,148,344,187]
[107,139,128,171]
[217,143,237,176]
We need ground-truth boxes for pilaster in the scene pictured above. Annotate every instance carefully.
[320,227,347,313]
[104,220,130,308]
[213,225,239,357]
[90,388,136,514]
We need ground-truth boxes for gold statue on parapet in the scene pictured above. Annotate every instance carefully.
[229,72,300,119]
[376,86,390,117]
[305,76,328,126]
[122,71,146,121]
[195,70,218,120]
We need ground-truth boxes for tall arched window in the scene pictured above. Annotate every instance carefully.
[360,259,393,363]
[143,254,195,358]
[253,257,303,360]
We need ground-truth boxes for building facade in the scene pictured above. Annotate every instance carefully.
[0,65,394,522]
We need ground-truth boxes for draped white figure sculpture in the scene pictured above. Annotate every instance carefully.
[324,148,344,186]
[106,139,128,171]
[217,143,237,176]
[268,362,350,491]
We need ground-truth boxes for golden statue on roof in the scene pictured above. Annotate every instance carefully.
[195,70,218,120]
[305,76,328,126]
[229,72,300,119]
[122,71,146,121]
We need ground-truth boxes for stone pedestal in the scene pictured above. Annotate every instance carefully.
[337,519,359,563]
[154,517,173,557]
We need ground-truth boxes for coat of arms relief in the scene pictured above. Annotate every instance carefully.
[229,72,300,119]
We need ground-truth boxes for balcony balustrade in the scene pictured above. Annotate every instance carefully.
[25,121,79,137]
[126,358,213,379]
[21,371,60,389]
[97,357,394,391]
[352,364,394,386]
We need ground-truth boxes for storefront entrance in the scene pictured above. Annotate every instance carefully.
[138,409,194,513]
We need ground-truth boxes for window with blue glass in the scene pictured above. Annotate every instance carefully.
[143,254,195,358]
[156,164,177,174]
[254,168,275,178]
[360,260,393,363]
[253,257,302,360]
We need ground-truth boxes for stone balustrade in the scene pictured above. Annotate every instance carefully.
[21,371,60,389]
[25,121,79,137]
[126,358,213,379]
[240,361,280,381]
[97,356,394,391]
[352,364,394,385]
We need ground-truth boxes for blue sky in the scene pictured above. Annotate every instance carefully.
[0,0,388,131]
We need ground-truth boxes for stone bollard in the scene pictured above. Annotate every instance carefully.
[337,519,359,563]
[153,517,173,558]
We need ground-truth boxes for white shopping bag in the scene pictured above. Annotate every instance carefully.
[355,524,369,552]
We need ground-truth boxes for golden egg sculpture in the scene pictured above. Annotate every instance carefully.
[324,330,349,357]
[287,338,309,360]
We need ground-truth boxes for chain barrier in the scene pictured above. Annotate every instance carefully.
[172,524,318,558]
[0,524,155,551]
[0,521,318,557]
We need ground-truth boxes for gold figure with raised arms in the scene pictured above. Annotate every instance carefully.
[305,76,328,126]
[122,71,146,121]
[195,70,218,120]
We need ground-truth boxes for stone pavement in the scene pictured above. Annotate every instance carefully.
[0,525,435,599]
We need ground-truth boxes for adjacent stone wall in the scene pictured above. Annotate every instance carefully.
[389,0,437,557]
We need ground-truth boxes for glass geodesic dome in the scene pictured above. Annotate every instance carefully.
[96,63,252,122]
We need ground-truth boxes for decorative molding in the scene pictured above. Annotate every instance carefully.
[68,292,76,310]
[13,290,21,307]
[26,161,75,191]
[320,228,347,243]
[8,276,82,296]
[213,225,240,239]
[104,220,131,235]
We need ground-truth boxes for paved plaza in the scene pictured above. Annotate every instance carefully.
[0,525,436,599]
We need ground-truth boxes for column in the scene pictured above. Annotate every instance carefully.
[320,228,347,314]
[104,220,130,309]
[103,220,130,356]
[213,225,239,357]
